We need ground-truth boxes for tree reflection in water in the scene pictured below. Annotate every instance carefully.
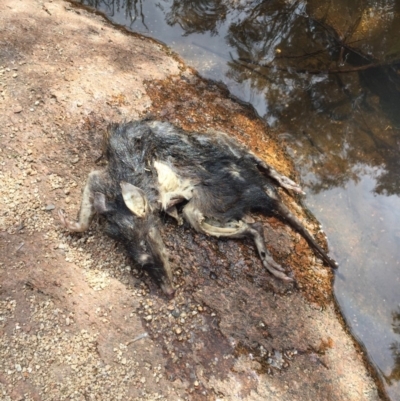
[224,0,400,195]
[165,0,227,36]
[83,0,148,28]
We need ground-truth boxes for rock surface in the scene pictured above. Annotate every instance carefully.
[0,0,385,400]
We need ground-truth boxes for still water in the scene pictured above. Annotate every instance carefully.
[75,0,400,397]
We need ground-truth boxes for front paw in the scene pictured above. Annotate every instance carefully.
[57,209,82,232]
[279,176,305,195]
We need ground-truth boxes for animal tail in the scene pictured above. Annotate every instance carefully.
[274,201,338,270]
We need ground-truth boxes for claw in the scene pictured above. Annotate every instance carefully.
[57,208,87,232]
[259,248,293,281]
[277,176,305,195]
[262,258,293,281]
[57,208,68,228]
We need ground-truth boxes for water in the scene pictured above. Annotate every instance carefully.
[74,0,400,397]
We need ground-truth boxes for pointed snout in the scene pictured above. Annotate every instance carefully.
[139,254,175,298]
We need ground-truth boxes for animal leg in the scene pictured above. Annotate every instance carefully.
[58,170,103,233]
[154,161,195,211]
[206,128,304,194]
[256,159,304,194]
[182,202,293,281]
[248,222,293,281]
[160,195,188,225]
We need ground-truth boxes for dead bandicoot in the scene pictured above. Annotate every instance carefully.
[59,118,337,296]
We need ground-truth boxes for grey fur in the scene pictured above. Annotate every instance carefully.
[58,119,337,296]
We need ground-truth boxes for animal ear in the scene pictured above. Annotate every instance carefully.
[120,182,148,218]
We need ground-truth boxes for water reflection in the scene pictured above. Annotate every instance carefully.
[222,0,400,196]
[75,0,400,398]
[82,0,149,27]
[165,1,227,36]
